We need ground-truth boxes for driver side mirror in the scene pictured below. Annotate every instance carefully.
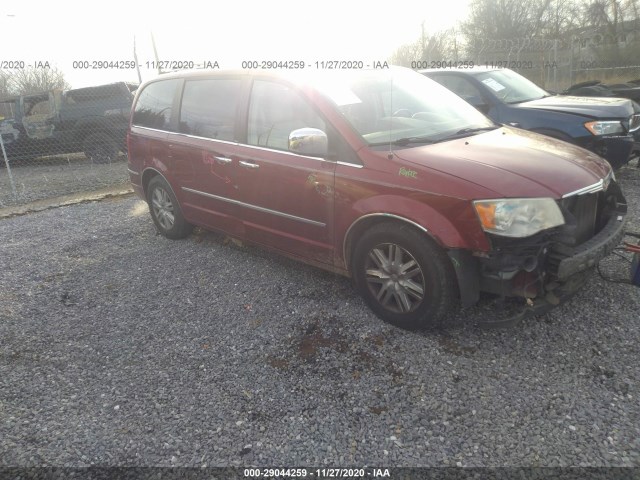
[288,128,328,157]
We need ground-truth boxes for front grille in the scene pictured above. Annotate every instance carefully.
[548,192,601,275]
[548,179,625,278]
[630,114,640,132]
[561,192,598,245]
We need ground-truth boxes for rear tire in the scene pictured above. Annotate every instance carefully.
[147,176,193,239]
[352,223,457,330]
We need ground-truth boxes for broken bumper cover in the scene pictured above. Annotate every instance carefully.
[477,270,591,328]
[466,191,627,327]
[556,210,627,280]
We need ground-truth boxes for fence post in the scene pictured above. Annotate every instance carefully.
[0,132,18,201]
[553,39,558,93]
[568,40,572,89]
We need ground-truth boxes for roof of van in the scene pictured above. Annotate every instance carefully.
[419,66,502,75]
[139,66,412,85]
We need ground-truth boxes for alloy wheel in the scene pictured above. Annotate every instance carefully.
[364,243,426,313]
[151,187,175,231]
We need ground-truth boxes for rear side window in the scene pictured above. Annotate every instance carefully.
[132,79,180,130]
[179,78,241,141]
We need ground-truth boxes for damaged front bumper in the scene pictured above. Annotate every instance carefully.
[555,210,626,279]
[449,181,628,326]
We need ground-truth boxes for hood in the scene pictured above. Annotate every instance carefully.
[392,127,611,199]
[518,95,633,119]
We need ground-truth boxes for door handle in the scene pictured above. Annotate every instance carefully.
[239,160,259,169]
[214,156,233,165]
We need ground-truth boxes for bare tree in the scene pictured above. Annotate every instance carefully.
[390,26,461,66]
[581,0,640,30]
[462,0,543,51]
[538,0,583,38]
[7,67,71,95]
[578,0,640,65]
[423,29,462,62]
[390,40,423,67]
[625,0,640,20]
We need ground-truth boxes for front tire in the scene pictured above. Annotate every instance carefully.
[147,176,193,239]
[352,223,457,330]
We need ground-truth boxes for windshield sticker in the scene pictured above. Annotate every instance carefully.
[481,78,506,92]
[399,167,417,179]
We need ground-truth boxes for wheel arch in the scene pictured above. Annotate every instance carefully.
[343,214,443,273]
[141,167,178,202]
[349,218,461,328]
[344,213,481,310]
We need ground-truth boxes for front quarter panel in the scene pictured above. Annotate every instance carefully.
[333,157,490,270]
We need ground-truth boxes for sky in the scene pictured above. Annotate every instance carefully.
[0,0,473,89]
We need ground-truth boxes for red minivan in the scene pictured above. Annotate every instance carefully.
[127,68,627,329]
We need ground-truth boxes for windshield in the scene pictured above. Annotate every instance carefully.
[316,68,494,145]
[475,69,549,104]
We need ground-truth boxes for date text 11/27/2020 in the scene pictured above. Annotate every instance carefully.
[243,467,391,478]
[409,60,564,69]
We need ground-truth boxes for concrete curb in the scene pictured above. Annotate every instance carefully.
[0,184,135,219]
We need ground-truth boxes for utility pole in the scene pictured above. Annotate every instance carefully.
[151,32,161,75]
[133,35,142,84]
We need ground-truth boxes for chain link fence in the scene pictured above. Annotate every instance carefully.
[0,82,137,207]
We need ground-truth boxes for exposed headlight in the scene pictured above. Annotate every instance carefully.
[584,120,624,135]
[473,198,565,237]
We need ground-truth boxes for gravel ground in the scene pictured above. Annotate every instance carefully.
[0,163,639,469]
[0,154,129,207]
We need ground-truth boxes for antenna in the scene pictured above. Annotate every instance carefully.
[388,72,394,160]
[151,31,161,75]
[133,35,142,84]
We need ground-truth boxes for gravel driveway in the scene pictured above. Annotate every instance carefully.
[1,164,639,469]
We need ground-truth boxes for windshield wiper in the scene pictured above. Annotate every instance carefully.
[369,136,436,147]
[435,125,499,141]
[369,126,498,147]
